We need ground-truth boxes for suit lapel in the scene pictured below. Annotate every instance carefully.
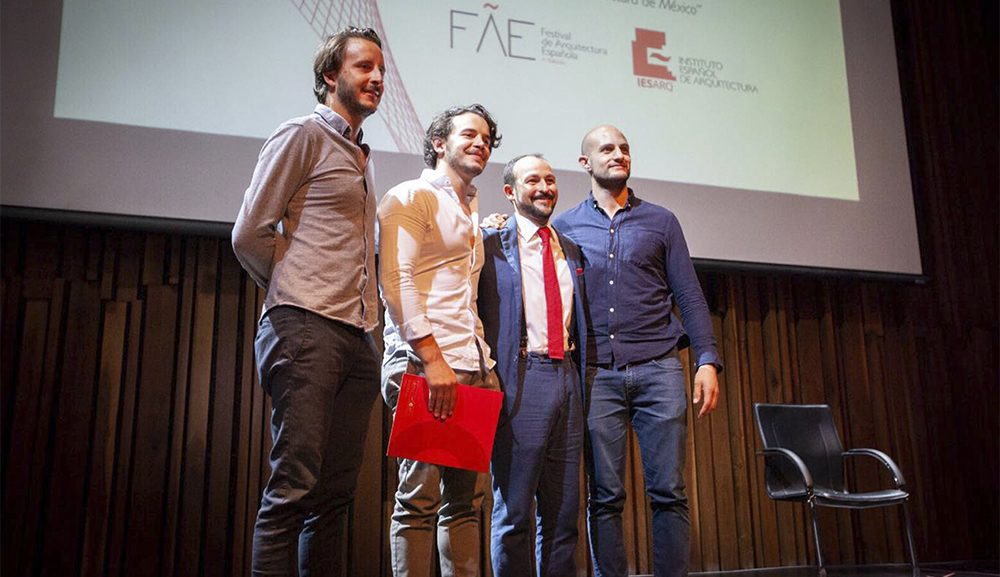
[500,216,521,277]
[554,228,583,306]
[555,229,586,361]
[500,216,523,323]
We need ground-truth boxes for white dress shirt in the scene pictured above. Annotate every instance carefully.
[514,213,573,355]
[379,168,493,372]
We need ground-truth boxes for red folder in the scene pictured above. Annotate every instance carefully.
[386,373,503,473]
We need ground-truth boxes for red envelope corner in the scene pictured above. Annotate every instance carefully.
[387,373,503,473]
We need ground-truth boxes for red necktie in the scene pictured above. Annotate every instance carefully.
[537,227,564,359]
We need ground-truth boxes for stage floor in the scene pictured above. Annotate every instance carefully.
[687,561,999,577]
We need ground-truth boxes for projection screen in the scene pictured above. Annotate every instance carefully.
[0,0,923,276]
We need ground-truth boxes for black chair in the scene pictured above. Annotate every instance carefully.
[753,403,919,577]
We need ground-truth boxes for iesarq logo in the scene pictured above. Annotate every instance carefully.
[632,28,676,81]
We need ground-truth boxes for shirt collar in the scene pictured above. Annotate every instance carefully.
[588,188,635,212]
[314,104,366,146]
[515,213,541,242]
[422,168,478,200]
[514,213,558,246]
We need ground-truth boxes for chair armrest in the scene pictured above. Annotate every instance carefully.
[759,447,814,490]
[843,448,907,490]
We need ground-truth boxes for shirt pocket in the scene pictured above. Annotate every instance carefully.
[621,226,665,270]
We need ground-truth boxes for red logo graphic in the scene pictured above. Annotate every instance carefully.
[632,28,676,81]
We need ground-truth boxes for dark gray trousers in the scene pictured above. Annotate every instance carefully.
[251,305,380,577]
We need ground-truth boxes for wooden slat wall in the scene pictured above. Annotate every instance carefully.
[1,221,996,577]
[0,1,996,575]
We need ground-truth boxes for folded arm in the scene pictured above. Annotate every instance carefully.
[231,123,311,288]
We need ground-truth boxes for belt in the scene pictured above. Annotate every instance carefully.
[521,351,574,362]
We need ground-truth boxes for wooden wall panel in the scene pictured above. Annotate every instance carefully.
[204,246,242,577]
[706,302,739,572]
[41,280,102,574]
[104,297,142,577]
[3,297,51,577]
[0,1,995,575]
[80,299,129,577]
[162,239,195,577]
[230,275,261,577]
[720,276,756,570]
[691,342,719,573]
[0,222,996,576]
[817,282,857,566]
[175,237,218,577]
[123,284,177,576]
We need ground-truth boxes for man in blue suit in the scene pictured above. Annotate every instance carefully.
[478,154,590,576]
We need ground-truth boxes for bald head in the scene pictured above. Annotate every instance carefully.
[581,125,627,155]
[578,125,631,192]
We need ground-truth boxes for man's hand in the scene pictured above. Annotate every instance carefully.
[424,357,459,421]
[693,364,720,418]
[409,334,459,421]
[480,212,509,230]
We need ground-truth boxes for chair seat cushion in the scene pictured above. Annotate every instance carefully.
[813,487,909,509]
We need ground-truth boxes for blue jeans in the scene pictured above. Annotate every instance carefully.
[585,349,690,577]
[490,354,583,577]
[251,306,380,577]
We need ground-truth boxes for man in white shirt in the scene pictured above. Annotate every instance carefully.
[378,104,502,577]
[477,154,589,576]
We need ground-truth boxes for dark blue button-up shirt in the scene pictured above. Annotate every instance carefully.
[552,190,721,369]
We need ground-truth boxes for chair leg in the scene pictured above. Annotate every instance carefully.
[808,500,827,577]
[902,501,920,577]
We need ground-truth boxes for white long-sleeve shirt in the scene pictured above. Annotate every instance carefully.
[378,169,493,372]
[513,213,573,354]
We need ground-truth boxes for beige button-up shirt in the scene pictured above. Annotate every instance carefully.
[232,105,378,331]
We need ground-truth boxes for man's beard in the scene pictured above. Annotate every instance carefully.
[446,151,486,180]
[515,196,553,224]
[593,172,629,190]
[336,79,378,119]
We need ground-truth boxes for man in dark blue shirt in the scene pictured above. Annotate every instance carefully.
[552,125,721,577]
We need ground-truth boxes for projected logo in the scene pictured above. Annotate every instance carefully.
[632,29,676,81]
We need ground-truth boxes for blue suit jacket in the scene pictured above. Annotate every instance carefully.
[478,216,591,399]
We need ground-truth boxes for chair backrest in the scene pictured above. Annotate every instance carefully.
[753,404,846,495]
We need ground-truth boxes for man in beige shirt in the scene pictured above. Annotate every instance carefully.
[378,104,502,577]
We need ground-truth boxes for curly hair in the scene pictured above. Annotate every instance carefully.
[423,104,502,168]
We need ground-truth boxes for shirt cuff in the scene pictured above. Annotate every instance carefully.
[397,315,433,342]
[696,351,724,374]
